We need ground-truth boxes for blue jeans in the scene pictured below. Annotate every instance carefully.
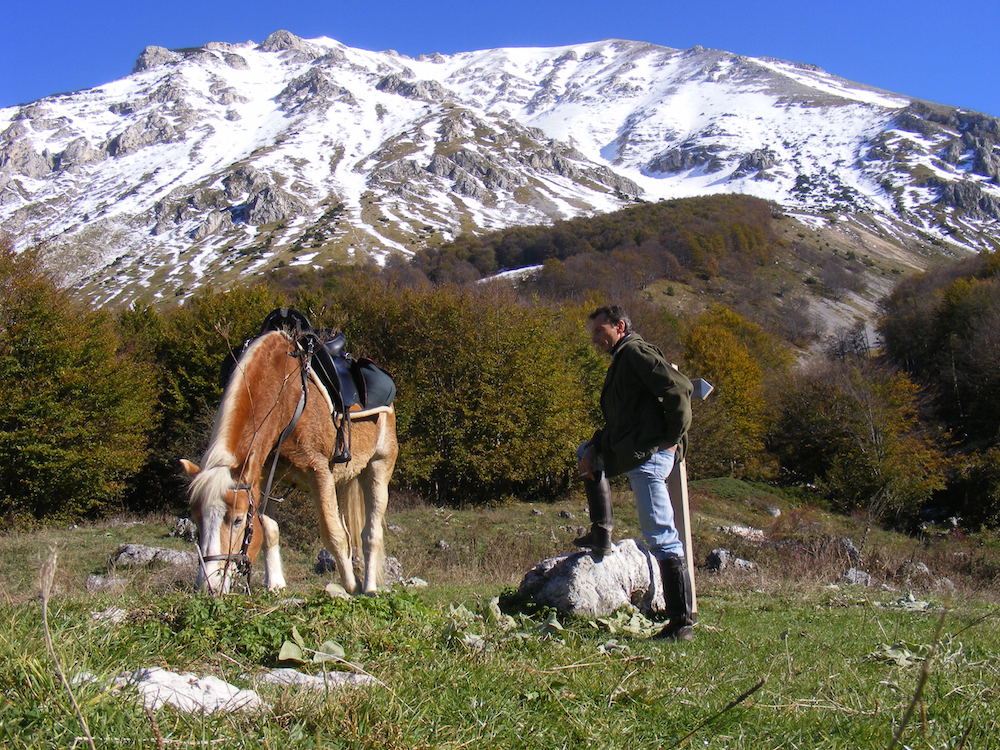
[627,449,684,560]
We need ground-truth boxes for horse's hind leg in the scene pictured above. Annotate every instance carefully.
[259,514,286,591]
[310,467,358,593]
[359,457,393,594]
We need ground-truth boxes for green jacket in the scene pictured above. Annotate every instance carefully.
[593,333,693,477]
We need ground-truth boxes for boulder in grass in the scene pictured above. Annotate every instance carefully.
[518,539,664,618]
[111,544,197,568]
[842,567,873,587]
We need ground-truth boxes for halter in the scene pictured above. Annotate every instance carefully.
[198,335,316,592]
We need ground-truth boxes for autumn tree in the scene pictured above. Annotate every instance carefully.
[122,284,286,509]
[0,243,156,520]
[682,306,790,478]
[771,361,945,525]
[306,275,603,505]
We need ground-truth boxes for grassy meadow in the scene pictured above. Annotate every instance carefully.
[1,479,998,749]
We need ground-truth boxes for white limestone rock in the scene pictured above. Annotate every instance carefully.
[518,539,664,617]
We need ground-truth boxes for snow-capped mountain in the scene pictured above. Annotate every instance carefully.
[1,30,998,305]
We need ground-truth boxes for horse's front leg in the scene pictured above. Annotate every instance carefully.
[310,467,358,593]
[360,457,393,594]
[259,514,286,591]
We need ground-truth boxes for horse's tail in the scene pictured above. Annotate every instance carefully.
[340,479,365,565]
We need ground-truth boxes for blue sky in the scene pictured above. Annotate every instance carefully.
[3,0,998,117]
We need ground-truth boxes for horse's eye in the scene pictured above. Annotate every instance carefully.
[232,517,243,527]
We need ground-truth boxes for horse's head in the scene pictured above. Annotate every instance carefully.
[180,459,264,594]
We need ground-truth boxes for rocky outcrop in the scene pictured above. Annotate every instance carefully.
[376,75,447,102]
[223,52,249,70]
[733,147,779,178]
[55,137,104,171]
[223,166,270,199]
[237,185,308,225]
[426,151,522,192]
[107,114,184,157]
[259,30,322,62]
[277,68,358,112]
[260,29,307,53]
[190,210,235,240]
[935,180,1000,220]
[0,139,53,178]
[133,45,181,72]
[645,145,725,174]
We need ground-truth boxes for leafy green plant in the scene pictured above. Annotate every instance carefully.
[277,625,346,664]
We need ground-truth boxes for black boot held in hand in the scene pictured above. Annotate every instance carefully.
[573,474,614,557]
[655,556,695,641]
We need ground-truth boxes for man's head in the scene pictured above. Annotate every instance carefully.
[587,305,630,354]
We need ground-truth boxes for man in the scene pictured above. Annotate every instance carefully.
[576,305,695,641]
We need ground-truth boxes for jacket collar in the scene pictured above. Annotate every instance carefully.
[610,332,637,357]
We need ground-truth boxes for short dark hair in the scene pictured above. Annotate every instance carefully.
[589,305,631,332]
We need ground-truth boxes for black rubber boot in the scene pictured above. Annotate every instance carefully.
[573,474,613,556]
[654,557,695,641]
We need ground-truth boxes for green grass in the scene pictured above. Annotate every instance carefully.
[1,486,998,748]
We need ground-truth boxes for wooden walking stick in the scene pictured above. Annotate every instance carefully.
[667,376,713,619]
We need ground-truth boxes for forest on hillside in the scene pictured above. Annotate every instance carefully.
[2,193,998,532]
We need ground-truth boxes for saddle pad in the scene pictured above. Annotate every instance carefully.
[358,359,396,408]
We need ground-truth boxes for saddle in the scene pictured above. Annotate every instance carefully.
[222,308,396,463]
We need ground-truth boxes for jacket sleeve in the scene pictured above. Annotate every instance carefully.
[625,345,693,446]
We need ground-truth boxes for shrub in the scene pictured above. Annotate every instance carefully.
[122,284,287,510]
[771,361,945,525]
[307,276,603,505]
[683,306,790,479]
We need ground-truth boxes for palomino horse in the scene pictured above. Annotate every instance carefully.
[180,328,398,595]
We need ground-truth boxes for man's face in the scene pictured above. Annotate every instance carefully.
[587,314,626,354]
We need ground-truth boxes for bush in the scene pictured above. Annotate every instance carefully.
[771,361,945,525]
[122,284,287,510]
[307,276,604,505]
[683,306,790,479]
[0,243,156,520]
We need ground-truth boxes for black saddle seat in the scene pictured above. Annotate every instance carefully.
[255,308,395,413]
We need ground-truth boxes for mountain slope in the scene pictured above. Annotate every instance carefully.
[1,31,998,305]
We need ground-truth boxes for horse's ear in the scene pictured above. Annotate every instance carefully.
[179,459,201,477]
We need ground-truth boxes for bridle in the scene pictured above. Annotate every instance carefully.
[198,333,317,593]
[199,482,257,584]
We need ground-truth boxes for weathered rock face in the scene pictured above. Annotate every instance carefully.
[56,137,103,171]
[733,148,780,178]
[258,30,322,63]
[376,74,448,102]
[106,114,184,157]
[277,68,358,113]
[223,166,270,199]
[259,29,309,53]
[133,45,181,72]
[518,539,665,617]
[646,146,725,174]
[238,185,308,225]
[935,180,1000,220]
[0,139,53,178]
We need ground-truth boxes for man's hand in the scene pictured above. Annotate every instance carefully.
[578,444,598,480]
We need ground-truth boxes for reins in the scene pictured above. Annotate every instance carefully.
[200,333,316,592]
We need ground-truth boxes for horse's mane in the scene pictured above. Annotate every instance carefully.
[187,330,291,511]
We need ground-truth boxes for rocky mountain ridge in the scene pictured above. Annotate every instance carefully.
[1,30,998,305]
